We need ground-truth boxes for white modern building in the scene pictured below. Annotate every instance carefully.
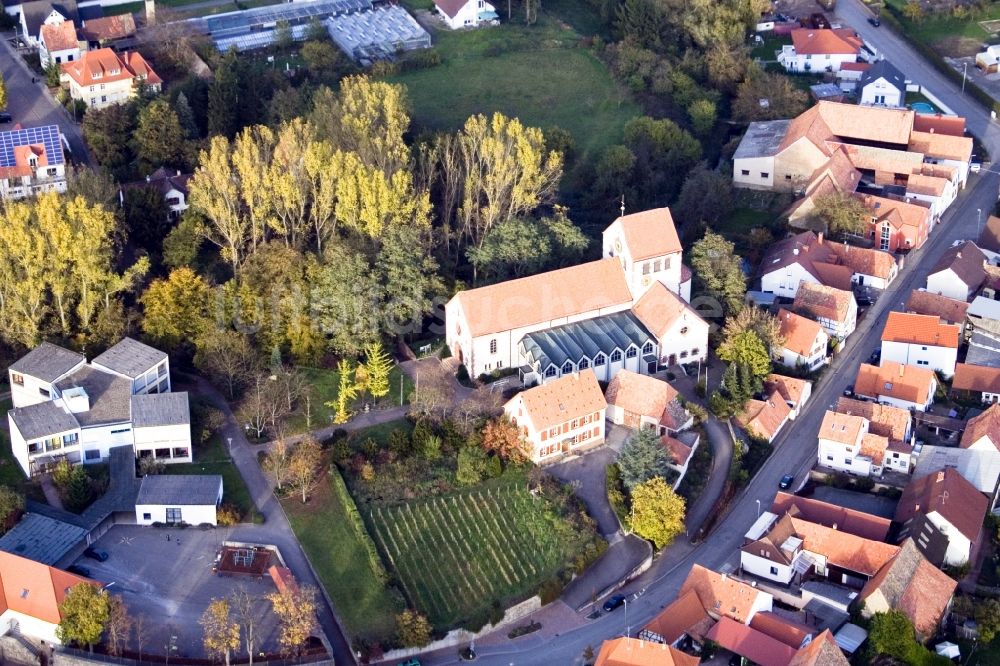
[858,60,905,107]
[777,28,863,73]
[7,338,191,476]
[816,410,889,477]
[433,0,497,29]
[134,474,223,526]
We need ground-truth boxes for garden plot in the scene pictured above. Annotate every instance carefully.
[369,484,577,628]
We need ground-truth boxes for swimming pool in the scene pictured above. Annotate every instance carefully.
[910,101,936,113]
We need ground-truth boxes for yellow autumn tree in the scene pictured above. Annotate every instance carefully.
[628,476,686,549]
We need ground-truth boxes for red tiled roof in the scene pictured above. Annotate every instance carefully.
[770,491,891,541]
[79,13,136,41]
[793,282,854,325]
[749,611,813,649]
[736,391,792,441]
[961,402,1000,450]
[678,564,765,624]
[840,62,871,72]
[594,637,699,666]
[853,361,935,406]
[61,48,161,87]
[764,374,811,409]
[788,630,850,666]
[613,207,683,261]
[778,308,825,357]
[0,551,93,625]
[835,397,910,442]
[929,240,987,290]
[913,113,966,137]
[433,0,466,18]
[642,589,713,644]
[790,28,862,55]
[604,369,677,424]
[508,369,606,432]
[706,617,798,666]
[790,517,899,577]
[953,363,1000,394]
[662,435,693,467]
[881,312,960,349]
[41,20,78,52]
[895,468,987,542]
[905,290,969,325]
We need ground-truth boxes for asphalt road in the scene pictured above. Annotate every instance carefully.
[415,4,1000,663]
[0,34,91,164]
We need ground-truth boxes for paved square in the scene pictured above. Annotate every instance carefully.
[76,525,282,659]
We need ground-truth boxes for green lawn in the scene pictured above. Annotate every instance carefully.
[284,469,405,641]
[0,431,28,492]
[882,0,1000,53]
[751,33,791,61]
[367,481,589,629]
[387,19,639,169]
[168,437,261,522]
[283,366,414,433]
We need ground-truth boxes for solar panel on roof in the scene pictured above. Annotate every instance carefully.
[0,125,65,168]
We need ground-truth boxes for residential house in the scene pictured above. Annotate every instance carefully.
[17,0,80,48]
[662,432,701,489]
[909,126,974,189]
[858,59,906,107]
[0,125,68,201]
[748,611,814,650]
[778,28,863,73]
[706,617,798,666]
[446,208,707,381]
[816,410,891,477]
[134,474,223,526]
[433,0,497,29]
[677,564,773,624]
[775,308,829,372]
[895,468,987,567]
[121,167,191,221]
[764,374,812,420]
[792,282,857,340]
[61,48,161,109]
[859,539,957,640]
[836,61,871,90]
[852,361,937,412]
[0,551,92,644]
[639,589,714,651]
[39,17,80,67]
[736,390,792,443]
[835,397,913,473]
[978,214,1000,266]
[965,296,1000,368]
[78,13,136,49]
[7,337,191,476]
[770,491,892,541]
[740,512,900,587]
[759,231,896,298]
[913,113,967,136]
[952,363,1000,404]
[593,637,699,666]
[502,369,606,464]
[977,44,1000,72]
[604,370,692,434]
[880,312,960,377]
[861,194,932,252]
[925,241,987,301]
[904,290,969,326]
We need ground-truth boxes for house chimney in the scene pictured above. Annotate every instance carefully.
[817,232,824,244]
[937,471,945,482]
[145,0,156,24]
[899,364,904,377]
[793,248,800,256]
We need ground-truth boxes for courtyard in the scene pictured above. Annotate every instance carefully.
[77,525,284,660]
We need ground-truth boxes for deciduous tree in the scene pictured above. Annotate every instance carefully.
[106,595,133,657]
[813,192,869,237]
[141,267,213,350]
[377,224,442,337]
[194,329,258,399]
[231,587,262,666]
[0,485,23,531]
[617,428,671,490]
[267,585,319,655]
[263,438,293,490]
[689,231,747,316]
[329,359,359,424]
[57,584,111,651]
[0,73,6,110]
[396,609,432,648]
[481,416,529,463]
[719,307,784,354]
[363,341,393,398]
[627,476,685,549]
[310,247,382,356]
[288,437,322,503]
[977,598,1000,643]
[717,330,772,380]
[134,98,187,169]
[200,598,240,666]
[675,164,734,232]
[733,67,808,122]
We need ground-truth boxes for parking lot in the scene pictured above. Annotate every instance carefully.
[75,525,282,659]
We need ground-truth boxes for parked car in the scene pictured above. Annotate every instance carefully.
[870,349,881,364]
[0,113,12,123]
[843,387,854,397]
[84,547,109,561]
[857,294,874,307]
[397,660,421,666]
[868,16,880,27]
[779,474,795,490]
[67,564,91,577]
[603,594,627,612]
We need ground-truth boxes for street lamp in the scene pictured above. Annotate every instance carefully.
[756,499,761,519]
[979,208,983,238]
[226,437,232,455]
[963,61,969,94]
[623,598,628,638]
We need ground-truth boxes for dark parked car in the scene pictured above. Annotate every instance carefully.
[603,594,627,612]
[868,16,880,26]
[84,547,108,561]
[67,564,91,577]
[857,294,874,307]
[0,113,11,123]
[870,349,881,364]
[779,474,795,490]
[397,660,421,666]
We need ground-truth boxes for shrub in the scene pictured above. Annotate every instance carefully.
[854,476,875,492]
[606,464,630,525]
[708,391,732,417]
[321,428,348,450]
[217,503,241,526]
[388,429,412,457]
[138,457,166,476]
[538,577,565,604]
[329,466,389,584]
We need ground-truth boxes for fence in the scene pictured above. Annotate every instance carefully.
[52,646,333,666]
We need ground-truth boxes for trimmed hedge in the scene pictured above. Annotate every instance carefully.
[329,466,390,585]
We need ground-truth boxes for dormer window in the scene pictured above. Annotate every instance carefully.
[91,71,101,80]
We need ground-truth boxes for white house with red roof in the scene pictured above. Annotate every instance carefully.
[0,125,68,201]
[775,308,829,371]
[895,468,987,566]
[445,208,708,381]
[880,311,960,377]
[38,17,80,67]
[0,551,94,644]
[433,0,497,29]
[778,28,863,73]
[503,369,606,463]
[61,48,161,109]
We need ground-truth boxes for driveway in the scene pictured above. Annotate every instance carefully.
[182,375,356,665]
[0,34,90,164]
[547,441,622,538]
[77,525,282,659]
